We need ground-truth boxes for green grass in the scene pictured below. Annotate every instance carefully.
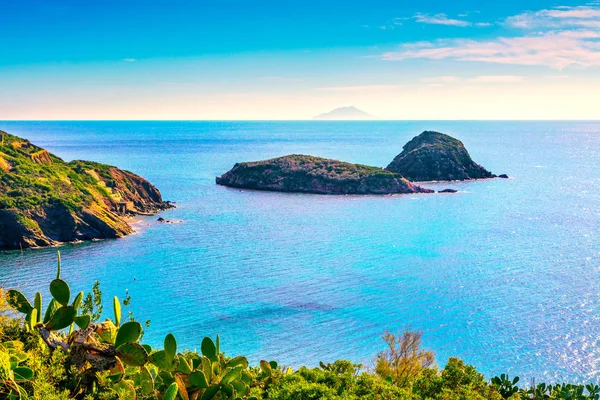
[0,131,122,214]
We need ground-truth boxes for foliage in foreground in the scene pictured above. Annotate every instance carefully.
[1,254,599,400]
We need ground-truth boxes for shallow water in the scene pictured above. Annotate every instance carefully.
[0,120,599,382]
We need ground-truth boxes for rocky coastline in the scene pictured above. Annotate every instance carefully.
[0,130,173,250]
[216,131,503,195]
[385,131,496,181]
[216,155,433,195]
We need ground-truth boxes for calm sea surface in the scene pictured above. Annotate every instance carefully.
[0,120,599,382]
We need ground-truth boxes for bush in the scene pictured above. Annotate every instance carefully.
[375,330,435,388]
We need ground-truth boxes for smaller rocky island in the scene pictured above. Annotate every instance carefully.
[0,130,173,250]
[386,131,496,181]
[216,155,433,195]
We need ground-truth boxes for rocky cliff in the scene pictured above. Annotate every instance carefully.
[385,131,495,181]
[0,131,173,250]
[216,155,433,195]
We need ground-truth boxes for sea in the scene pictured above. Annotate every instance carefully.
[0,120,599,382]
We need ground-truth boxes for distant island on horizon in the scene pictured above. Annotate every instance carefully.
[313,106,376,120]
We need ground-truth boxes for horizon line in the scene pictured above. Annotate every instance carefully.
[2,119,600,122]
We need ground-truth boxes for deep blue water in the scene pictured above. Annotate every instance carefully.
[0,120,599,382]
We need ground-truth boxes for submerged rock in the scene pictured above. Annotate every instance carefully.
[0,130,173,250]
[216,154,433,195]
[385,131,495,182]
[438,189,458,193]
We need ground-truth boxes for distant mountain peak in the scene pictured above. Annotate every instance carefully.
[313,106,376,120]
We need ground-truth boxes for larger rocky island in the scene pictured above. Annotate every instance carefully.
[386,131,495,181]
[216,155,433,195]
[0,130,172,250]
[217,131,500,194]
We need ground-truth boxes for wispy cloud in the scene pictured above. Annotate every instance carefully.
[420,75,524,86]
[380,6,600,70]
[414,13,471,27]
[506,6,600,28]
[379,18,407,30]
[122,58,136,63]
[378,13,489,30]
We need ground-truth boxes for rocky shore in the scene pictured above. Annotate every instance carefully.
[385,131,496,181]
[0,130,173,250]
[216,155,433,195]
[217,131,501,195]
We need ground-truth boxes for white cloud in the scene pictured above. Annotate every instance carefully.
[414,13,471,27]
[382,30,600,70]
[506,6,600,28]
[122,58,136,63]
[379,18,406,30]
[381,6,600,70]
[420,75,524,85]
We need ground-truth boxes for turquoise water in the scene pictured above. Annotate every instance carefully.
[0,121,599,382]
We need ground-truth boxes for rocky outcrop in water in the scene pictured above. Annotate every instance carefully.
[216,155,433,195]
[385,131,495,181]
[0,130,173,250]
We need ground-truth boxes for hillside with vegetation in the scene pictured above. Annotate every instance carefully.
[0,130,172,250]
[0,254,597,399]
[216,155,433,195]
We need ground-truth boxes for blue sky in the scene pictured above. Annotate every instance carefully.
[1,0,599,119]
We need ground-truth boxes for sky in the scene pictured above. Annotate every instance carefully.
[1,0,600,120]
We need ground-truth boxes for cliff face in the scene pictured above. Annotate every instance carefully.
[216,155,433,195]
[385,131,495,181]
[0,131,173,250]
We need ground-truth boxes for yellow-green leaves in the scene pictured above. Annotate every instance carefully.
[49,278,70,306]
[45,306,76,331]
[189,370,209,388]
[74,315,91,329]
[33,292,42,323]
[163,382,179,400]
[226,355,249,369]
[7,290,33,314]
[43,298,58,324]
[113,296,121,326]
[221,365,243,385]
[96,319,118,344]
[116,342,149,367]
[201,337,217,361]
[165,333,177,361]
[149,350,179,372]
[201,384,220,400]
[114,321,142,348]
